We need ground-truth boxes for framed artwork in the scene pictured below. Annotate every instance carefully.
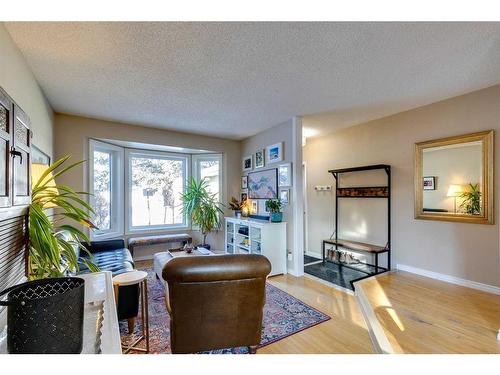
[278,163,292,187]
[266,142,283,164]
[241,191,248,202]
[251,200,258,214]
[280,189,289,204]
[242,155,253,171]
[423,176,436,190]
[255,149,265,169]
[32,145,51,166]
[241,175,248,189]
[248,168,278,199]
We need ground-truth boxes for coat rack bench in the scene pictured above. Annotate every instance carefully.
[324,164,391,289]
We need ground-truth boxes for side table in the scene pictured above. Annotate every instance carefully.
[113,271,150,353]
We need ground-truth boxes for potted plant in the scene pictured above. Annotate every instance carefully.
[459,183,481,215]
[181,177,224,249]
[29,155,99,279]
[265,198,283,222]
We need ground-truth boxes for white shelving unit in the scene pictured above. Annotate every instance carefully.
[224,217,287,276]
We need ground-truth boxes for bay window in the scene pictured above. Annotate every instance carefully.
[89,140,222,239]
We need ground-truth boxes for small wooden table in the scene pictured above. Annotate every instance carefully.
[113,271,149,354]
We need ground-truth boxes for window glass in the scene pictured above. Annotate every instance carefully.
[199,159,220,199]
[92,150,111,230]
[130,155,185,228]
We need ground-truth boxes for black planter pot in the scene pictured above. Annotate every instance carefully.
[0,277,85,354]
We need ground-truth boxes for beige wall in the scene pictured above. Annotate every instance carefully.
[241,119,295,270]
[54,113,241,250]
[304,84,500,287]
[0,24,54,157]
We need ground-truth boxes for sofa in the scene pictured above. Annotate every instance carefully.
[77,238,139,323]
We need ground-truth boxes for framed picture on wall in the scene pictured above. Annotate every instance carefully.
[242,155,253,171]
[241,176,248,189]
[255,149,265,169]
[241,191,248,202]
[423,176,436,190]
[278,163,292,187]
[251,200,258,214]
[248,168,278,199]
[280,189,289,204]
[266,142,283,164]
[32,145,51,166]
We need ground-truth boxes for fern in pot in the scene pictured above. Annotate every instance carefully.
[180,177,224,249]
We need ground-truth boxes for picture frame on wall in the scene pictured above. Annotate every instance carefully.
[242,155,253,171]
[278,163,292,187]
[255,149,265,169]
[248,168,278,199]
[280,189,289,204]
[241,191,248,202]
[241,175,248,189]
[32,145,51,166]
[266,142,283,164]
[423,176,436,190]
[251,200,258,214]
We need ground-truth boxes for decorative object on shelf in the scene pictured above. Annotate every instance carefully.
[242,155,253,171]
[241,175,248,189]
[280,189,289,204]
[183,243,194,254]
[266,142,283,164]
[265,199,283,222]
[255,149,265,169]
[447,184,464,214]
[278,163,292,187]
[229,196,244,217]
[423,176,436,190]
[459,183,481,215]
[241,198,251,217]
[0,277,85,353]
[180,177,224,249]
[30,155,99,279]
[251,200,258,214]
[248,168,278,199]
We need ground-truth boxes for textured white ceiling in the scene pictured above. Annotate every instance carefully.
[5,22,500,139]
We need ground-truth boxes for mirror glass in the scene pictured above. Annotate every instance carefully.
[415,130,493,224]
[422,141,482,216]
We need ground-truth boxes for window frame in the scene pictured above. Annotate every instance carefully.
[124,148,190,234]
[192,153,224,203]
[88,139,124,240]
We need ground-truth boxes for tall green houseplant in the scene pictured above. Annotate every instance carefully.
[29,155,99,280]
[459,183,482,215]
[180,177,224,247]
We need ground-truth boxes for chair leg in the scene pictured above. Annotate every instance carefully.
[128,317,136,334]
[248,345,258,354]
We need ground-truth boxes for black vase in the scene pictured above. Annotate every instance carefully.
[0,277,85,354]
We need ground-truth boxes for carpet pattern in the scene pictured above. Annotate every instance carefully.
[119,268,330,354]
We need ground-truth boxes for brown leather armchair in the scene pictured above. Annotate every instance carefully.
[162,254,271,354]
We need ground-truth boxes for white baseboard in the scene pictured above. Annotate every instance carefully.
[305,251,322,259]
[396,264,500,295]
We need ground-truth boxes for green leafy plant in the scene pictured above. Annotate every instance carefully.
[265,198,282,213]
[459,183,481,215]
[180,177,224,246]
[29,156,99,280]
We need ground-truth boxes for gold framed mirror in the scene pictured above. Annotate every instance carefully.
[415,130,494,224]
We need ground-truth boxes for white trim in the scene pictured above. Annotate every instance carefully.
[291,117,304,276]
[354,280,393,354]
[89,139,124,240]
[396,263,500,295]
[302,161,308,255]
[305,250,322,259]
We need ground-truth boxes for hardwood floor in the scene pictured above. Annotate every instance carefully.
[355,271,500,354]
[261,274,373,353]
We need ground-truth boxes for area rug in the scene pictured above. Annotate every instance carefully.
[119,268,330,354]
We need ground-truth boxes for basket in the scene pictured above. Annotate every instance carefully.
[0,277,85,354]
